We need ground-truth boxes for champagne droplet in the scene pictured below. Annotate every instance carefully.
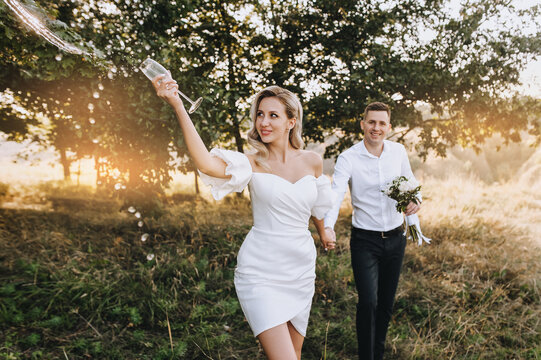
[88,103,94,112]
[55,54,62,61]
[114,183,122,190]
[93,91,100,99]
[128,206,136,213]
[146,253,155,261]
[134,212,141,219]
[98,83,104,91]
[137,221,144,227]
[89,117,96,124]
[141,233,149,242]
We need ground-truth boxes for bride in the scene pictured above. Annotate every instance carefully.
[153,74,336,359]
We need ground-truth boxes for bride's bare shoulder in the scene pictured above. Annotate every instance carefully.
[299,150,323,176]
[244,152,261,171]
[299,150,322,163]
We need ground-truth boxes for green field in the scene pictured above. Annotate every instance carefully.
[0,177,540,359]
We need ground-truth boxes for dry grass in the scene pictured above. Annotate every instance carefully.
[323,173,541,359]
[0,165,540,358]
[421,175,541,247]
[393,176,540,359]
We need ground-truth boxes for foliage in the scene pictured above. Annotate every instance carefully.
[295,0,541,158]
[0,0,540,194]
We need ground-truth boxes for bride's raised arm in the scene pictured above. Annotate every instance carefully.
[152,73,230,179]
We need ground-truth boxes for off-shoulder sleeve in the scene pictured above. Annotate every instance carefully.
[198,148,252,200]
[311,175,336,220]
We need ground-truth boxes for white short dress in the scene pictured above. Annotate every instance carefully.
[199,149,334,337]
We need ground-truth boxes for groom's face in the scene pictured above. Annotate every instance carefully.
[361,110,391,147]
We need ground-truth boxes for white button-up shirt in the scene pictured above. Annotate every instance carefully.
[324,139,420,231]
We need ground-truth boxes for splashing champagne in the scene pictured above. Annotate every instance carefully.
[2,0,86,55]
[139,58,203,114]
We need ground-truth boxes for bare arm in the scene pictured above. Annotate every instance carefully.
[153,74,230,179]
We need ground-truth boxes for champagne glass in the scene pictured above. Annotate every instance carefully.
[139,58,203,114]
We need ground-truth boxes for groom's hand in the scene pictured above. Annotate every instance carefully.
[405,201,421,216]
[321,227,336,251]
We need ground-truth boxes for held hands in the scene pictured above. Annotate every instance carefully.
[320,227,336,251]
[152,72,184,108]
[404,201,421,216]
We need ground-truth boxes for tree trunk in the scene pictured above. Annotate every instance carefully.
[59,148,71,181]
[194,170,200,195]
[233,124,244,153]
[77,160,81,187]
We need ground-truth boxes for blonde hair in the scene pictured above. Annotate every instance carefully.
[247,86,304,171]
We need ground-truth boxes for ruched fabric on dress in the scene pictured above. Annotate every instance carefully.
[197,148,252,200]
[199,149,334,336]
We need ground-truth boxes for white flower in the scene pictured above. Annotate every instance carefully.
[398,182,409,193]
[406,178,419,189]
[399,178,418,192]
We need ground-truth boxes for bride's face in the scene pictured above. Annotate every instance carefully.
[255,97,296,144]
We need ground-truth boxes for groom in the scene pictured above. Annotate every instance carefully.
[322,102,421,360]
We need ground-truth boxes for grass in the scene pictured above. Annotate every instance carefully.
[0,176,540,359]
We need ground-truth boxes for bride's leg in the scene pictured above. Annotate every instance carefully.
[287,321,305,360]
[257,323,298,360]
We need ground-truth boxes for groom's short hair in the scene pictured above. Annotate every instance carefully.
[363,102,391,122]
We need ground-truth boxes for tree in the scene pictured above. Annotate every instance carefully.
[299,0,541,158]
[1,0,539,197]
[0,0,103,180]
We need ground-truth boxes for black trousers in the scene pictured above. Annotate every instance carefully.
[350,226,406,360]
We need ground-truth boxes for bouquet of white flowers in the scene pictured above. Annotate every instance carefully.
[382,176,431,246]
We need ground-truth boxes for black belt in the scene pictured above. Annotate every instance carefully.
[352,225,404,239]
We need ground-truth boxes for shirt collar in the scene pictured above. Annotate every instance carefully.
[359,139,388,158]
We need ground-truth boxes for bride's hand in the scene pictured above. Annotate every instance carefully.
[152,72,183,108]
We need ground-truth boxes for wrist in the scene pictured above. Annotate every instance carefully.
[171,97,185,109]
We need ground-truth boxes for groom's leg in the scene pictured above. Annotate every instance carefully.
[350,227,383,360]
[374,232,406,360]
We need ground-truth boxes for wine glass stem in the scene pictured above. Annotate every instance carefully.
[176,89,195,106]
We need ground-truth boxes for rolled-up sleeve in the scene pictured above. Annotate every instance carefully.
[399,144,422,202]
[310,175,336,220]
[324,153,352,229]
